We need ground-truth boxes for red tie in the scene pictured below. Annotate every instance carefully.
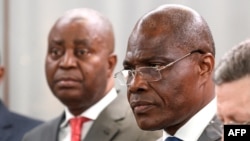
[70,117,90,141]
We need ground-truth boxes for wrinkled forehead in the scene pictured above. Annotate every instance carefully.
[125,36,184,66]
[48,18,94,46]
[124,7,200,65]
[126,24,185,58]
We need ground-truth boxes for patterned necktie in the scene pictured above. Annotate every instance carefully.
[165,136,183,141]
[70,117,90,141]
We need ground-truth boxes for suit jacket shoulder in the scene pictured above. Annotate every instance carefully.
[23,89,162,141]
[0,101,42,141]
[22,115,63,141]
[198,115,223,141]
[84,90,162,141]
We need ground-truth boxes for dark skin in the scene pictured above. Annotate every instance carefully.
[46,9,117,116]
[0,66,4,84]
[0,66,4,80]
[124,5,215,135]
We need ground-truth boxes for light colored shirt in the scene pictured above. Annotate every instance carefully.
[162,98,216,141]
[58,88,118,141]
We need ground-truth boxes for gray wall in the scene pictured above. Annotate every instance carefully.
[1,0,250,121]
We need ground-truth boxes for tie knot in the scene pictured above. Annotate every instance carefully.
[70,117,90,127]
[165,136,183,141]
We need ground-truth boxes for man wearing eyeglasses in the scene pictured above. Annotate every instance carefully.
[115,4,222,141]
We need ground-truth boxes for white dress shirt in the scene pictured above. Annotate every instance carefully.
[162,98,216,141]
[58,88,118,141]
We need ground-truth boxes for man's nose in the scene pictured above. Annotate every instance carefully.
[59,50,77,68]
[128,71,147,93]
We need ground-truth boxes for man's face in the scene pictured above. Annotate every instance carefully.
[124,31,204,132]
[216,76,250,124]
[46,19,110,115]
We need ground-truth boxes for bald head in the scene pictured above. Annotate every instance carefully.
[129,4,215,55]
[49,8,115,54]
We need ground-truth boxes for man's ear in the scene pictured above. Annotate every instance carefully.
[107,53,117,77]
[198,53,214,80]
[0,66,5,81]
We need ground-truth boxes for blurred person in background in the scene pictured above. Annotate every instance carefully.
[115,4,222,141]
[22,8,161,141]
[0,53,42,141]
[214,39,250,125]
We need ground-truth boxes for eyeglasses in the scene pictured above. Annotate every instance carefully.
[115,49,204,85]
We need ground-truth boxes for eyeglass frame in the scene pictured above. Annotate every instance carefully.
[114,49,205,85]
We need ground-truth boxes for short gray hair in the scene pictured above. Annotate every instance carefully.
[213,39,250,85]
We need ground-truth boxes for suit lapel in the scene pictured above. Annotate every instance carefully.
[84,92,128,141]
[37,113,64,141]
[198,115,222,141]
[49,113,65,141]
[84,115,120,141]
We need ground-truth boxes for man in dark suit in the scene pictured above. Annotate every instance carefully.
[22,8,161,141]
[214,39,250,125]
[115,4,222,141]
[0,64,42,141]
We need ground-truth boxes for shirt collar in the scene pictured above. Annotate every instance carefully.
[163,98,216,141]
[60,88,118,128]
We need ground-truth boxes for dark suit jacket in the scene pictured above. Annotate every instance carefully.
[0,100,43,141]
[22,92,162,141]
[197,115,222,141]
[157,115,222,141]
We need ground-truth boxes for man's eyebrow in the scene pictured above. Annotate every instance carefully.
[74,39,89,46]
[122,56,169,68]
[50,39,64,46]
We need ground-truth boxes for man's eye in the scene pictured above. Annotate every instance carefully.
[76,49,88,57]
[148,64,162,68]
[50,48,63,58]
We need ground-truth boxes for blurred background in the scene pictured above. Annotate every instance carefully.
[1,0,250,121]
